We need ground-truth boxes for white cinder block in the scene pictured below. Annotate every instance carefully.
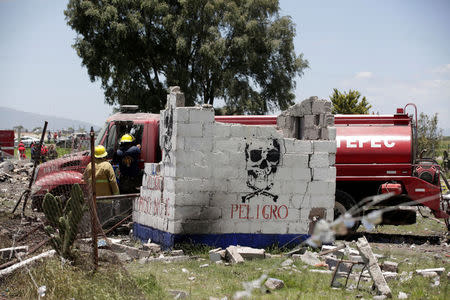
[177,165,211,179]
[293,140,313,154]
[288,221,309,234]
[313,140,337,154]
[184,137,213,152]
[209,192,238,208]
[282,180,308,194]
[290,194,307,208]
[255,126,284,139]
[199,207,222,220]
[173,205,203,220]
[174,150,205,166]
[212,124,231,138]
[228,151,246,167]
[167,220,182,234]
[292,168,312,180]
[328,154,336,166]
[260,222,288,234]
[328,127,336,140]
[174,107,189,123]
[309,153,330,168]
[174,178,204,193]
[175,192,210,206]
[212,166,239,179]
[275,167,293,180]
[208,151,230,167]
[189,108,214,123]
[177,123,203,137]
[213,138,245,152]
[308,181,335,195]
[312,167,336,181]
[301,194,334,208]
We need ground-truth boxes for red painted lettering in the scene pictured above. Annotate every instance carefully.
[277,205,289,219]
[231,204,238,218]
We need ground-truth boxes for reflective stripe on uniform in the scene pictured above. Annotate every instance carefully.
[96,179,109,183]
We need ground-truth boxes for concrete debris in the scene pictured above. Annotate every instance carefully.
[181,268,189,273]
[325,256,352,273]
[373,296,387,300]
[381,261,398,273]
[225,246,244,264]
[320,245,345,258]
[356,236,391,297]
[398,291,408,299]
[168,290,187,299]
[209,248,226,262]
[415,268,445,275]
[142,242,161,253]
[139,255,190,264]
[382,272,398,281]
[349,255,364,263]
[399,271,413,283]
[109,241,152,259]
[188,276,195,281]
[209,297,228,300]
[297,250,323,267]
[419,271,438,278]
[170,249,184,256]
[308,269,333,274]
[234,246,265,260]
[0,250,56,278]
[199,263,209,268]
[281,258,294,267]
[0,161,14,172]
[98,249,132,263]
[264,278,285,290]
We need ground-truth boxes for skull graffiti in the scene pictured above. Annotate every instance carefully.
[162,108,173,162]
[242,139,282,203]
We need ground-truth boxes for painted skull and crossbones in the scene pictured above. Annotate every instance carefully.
[242,139,281,203]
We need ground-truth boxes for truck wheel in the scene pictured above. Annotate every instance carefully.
[335,189,360,233]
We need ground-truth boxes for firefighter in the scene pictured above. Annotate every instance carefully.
[18,141,26,160]
[114,134,142,194]
[83,145,119,196]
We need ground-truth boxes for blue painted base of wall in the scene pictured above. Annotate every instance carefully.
[133,222,309,249]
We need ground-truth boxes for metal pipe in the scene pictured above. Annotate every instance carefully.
[89,127,98,270]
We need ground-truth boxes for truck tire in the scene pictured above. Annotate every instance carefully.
[335,189,360,233]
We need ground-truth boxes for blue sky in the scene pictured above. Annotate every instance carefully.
[1,0,449,133]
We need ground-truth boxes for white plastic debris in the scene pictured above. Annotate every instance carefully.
[398,291,408,299]
[38,285,46,297]
[181,268,189,273]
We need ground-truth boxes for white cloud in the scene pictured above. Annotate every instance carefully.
[432,64,450,74]
[355,71,373,79]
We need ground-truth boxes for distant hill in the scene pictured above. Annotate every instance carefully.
[0,106,100,132]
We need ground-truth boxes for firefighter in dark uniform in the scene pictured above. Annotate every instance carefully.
[114,134,142,194]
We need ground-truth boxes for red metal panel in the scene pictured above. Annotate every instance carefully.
[336,163,412,177]
[335,125,412,164]
[215,115,277,125]
[0,130,15,156]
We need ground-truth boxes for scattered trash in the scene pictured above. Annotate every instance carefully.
[181,268,189,273]
[200,264,209,268]
[398,291,408,299]
[37,285,46,297]
[381,261,398,273]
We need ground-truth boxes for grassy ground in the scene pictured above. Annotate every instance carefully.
[13,145,73,160]
[2,245,448,300]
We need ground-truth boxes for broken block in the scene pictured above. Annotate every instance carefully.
[225,246,244,264]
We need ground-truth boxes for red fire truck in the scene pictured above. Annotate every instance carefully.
[30,106,450,228]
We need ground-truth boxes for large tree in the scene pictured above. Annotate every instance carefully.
[417,112,442,158]
[65,0,308,114]
[329,88,371,114]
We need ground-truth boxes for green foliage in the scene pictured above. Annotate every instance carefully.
[42,184,85,259]
[329,88,371,114]
[417,112,443,158]
[65,0,308,114]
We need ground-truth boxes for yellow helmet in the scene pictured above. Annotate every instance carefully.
[94,145,108,158]
[120,134,134,143]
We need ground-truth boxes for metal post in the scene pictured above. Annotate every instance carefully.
[12,121,47,215]
[89,127,99,270]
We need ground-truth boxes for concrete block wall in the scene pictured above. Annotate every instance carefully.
[133,89,336,248]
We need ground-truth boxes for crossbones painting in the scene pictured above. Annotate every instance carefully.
[242,139,282,203]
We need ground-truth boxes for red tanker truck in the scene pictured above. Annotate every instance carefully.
[30,105,450,228]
